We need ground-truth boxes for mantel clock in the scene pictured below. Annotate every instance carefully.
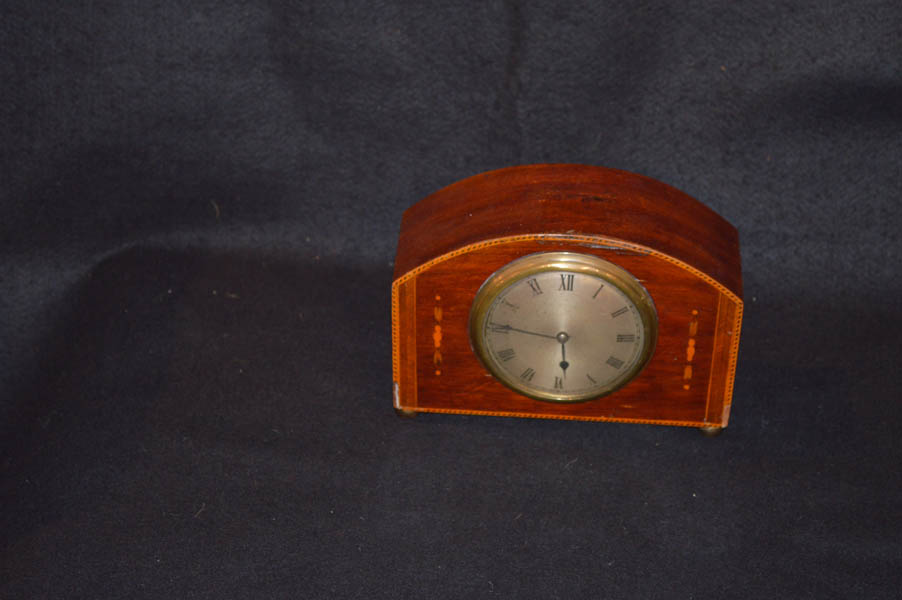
[391,165,742,433]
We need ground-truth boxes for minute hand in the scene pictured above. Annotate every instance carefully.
[490,323,557,340]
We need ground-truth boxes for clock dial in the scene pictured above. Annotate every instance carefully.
[469,252,657,402]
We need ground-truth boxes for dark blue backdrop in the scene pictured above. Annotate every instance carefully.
[2,2,900,597]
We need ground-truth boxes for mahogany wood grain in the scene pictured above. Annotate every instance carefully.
[395,164,741,297]
[392,165,742,428]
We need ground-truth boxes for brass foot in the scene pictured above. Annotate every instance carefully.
[700,426,723,437]
[395,408,417,419]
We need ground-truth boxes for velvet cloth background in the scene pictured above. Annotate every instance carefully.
[2,2,901,598]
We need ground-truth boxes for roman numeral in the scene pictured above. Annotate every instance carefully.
[501,299,520,311]
[488,322,509,334]
[497,348,516,362]
[611,306,629,318]
[592,284,605,299]
[616,334,635,343]
[520,367,536,382]
[558,274,574,291]
[586,374,597,384]
[553,376,564,390]
[606,356,624,369]
[526,278,542,295]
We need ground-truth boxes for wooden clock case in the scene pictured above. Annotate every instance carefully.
[391,164,743,430]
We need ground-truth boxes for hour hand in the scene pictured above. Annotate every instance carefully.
[558,332,569,376]
[488,322,557,340]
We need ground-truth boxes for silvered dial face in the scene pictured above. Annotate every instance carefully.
[470,253,656,402]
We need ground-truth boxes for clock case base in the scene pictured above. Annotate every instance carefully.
[392,165,742,429]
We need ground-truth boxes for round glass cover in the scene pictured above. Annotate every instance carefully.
[469,252,657,402]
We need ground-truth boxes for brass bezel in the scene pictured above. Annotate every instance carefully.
[468,251,658,402]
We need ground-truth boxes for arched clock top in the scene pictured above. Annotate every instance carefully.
[394,164,741,298]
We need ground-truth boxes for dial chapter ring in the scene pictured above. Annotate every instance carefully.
[468,251,658,403]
